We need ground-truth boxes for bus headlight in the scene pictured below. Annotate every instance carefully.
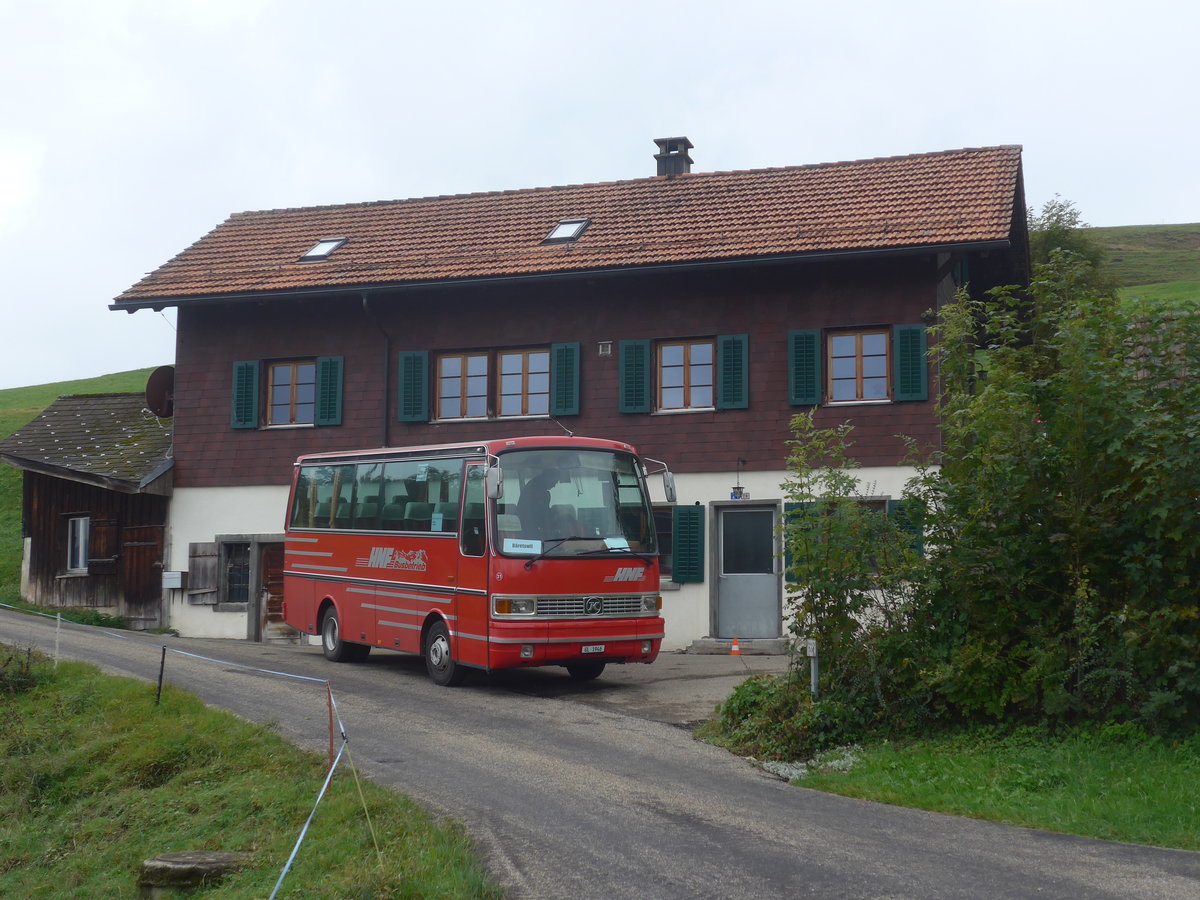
[495,597,537,616]
[643,595,661,613]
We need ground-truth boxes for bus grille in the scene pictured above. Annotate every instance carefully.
[537,596,645,617]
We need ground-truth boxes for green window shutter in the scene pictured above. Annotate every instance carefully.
[887,499,925,556]
[619,340,651,413]
[550,342,581,416]
[397,351,429,422]
[788,330,821,406]
[671,505,705,583]
[893,324,928,402]
[231,361,259,429]
[716,333,749,409]
[315,356,344,426]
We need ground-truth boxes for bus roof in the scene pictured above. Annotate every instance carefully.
[292,434,639,467]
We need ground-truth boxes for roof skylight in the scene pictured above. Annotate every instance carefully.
[299,237,347,262]
[543,219,589,244]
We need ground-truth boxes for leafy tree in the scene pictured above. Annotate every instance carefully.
[915,251,1200,730]
[773,233,1199,741]
[1028,195,1121,297]
[779,412,929,736]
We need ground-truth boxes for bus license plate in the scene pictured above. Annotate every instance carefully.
[581,644,605,654]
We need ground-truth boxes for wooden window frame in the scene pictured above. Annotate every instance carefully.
[497,348,551,418]
[267,359,318,425]
[827,328,891,403]
[436,352,490,420]
[657,339,715,411]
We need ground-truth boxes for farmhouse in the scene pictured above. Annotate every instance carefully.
[17,138,1031,648]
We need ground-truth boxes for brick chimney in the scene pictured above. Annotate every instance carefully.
[654,137,694,178]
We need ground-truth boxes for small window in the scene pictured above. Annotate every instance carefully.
[67,517,90,574]
[299,237,346,262]
[828,329,890,402]
[658,340,714,410]
[438,353,489,419]
[498,349,550,417]
[653,507,674,577]
[268,360,317,425]
[543,219,589,243]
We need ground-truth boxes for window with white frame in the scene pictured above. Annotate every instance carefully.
[67,516,90,574]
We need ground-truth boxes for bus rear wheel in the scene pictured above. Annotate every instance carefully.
[565,662,606,682]
[321,606,370,663]
[424,620,466,686]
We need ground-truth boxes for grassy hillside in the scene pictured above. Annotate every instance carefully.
[0,368,157,588]
[1082,222,1200,305]
[1084,222,1200,285]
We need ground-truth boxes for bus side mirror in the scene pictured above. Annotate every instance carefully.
[662,471,677,504]
[486,467,504,500]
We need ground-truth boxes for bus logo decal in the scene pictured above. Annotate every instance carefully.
[604,567,642,583]
[584,597,604,615]
[358,548,429,572]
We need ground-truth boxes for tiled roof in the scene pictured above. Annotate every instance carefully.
[113,145,1023,306]
[0,394,173,493]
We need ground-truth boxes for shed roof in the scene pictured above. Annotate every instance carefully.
[113,145,1023,308]
[0,394,173,495]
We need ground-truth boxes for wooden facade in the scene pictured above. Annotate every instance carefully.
[21,471,168,626]
[171,256,980,490]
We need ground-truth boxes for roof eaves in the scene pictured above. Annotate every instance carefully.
[0,452,160,495]
[109,237,1014,311]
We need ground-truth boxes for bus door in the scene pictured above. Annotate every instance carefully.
[453,461,491,667]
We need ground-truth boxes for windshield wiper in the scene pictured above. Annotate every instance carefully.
[574,545,655,568]
[523,535,588,569]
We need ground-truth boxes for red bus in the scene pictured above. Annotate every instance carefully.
[282,435,675,685]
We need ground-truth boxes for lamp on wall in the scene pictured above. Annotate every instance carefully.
[731,458,749,500]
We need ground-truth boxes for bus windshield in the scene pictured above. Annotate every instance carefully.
[493,448,657,558]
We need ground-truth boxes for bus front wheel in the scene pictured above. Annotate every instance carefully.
[321,606,370,663]
[566,662,606,682]
[424,620,466,686]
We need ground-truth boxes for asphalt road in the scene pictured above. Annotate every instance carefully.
[4,608,1199,900]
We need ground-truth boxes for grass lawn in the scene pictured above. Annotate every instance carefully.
[766,728,1200,851]
[0,643,502,899]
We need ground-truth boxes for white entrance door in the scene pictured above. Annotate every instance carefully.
[715,506,779,639]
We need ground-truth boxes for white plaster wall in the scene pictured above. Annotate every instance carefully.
[162,485,289,638]
[160,468,924,647]
[165,593,251,638]
[164,485,290,570]
[652,466,923,650]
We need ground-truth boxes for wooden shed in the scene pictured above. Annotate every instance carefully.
[0,394,172,628]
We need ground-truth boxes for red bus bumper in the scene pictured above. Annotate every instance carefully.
[486,617,665,670]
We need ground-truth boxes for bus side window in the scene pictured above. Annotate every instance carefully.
[460,466,486,557]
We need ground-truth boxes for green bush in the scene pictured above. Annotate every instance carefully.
[708,674,867,760]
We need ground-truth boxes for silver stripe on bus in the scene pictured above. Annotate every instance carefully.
[282,571,457,593]
[365,603,456,621]
[377,620,421,631]
[289,563,349,573]
[452,631,487,644]
[487,633,663,644]
[374,587,452,601]
[285,550,333,557]
[285,536,320,544]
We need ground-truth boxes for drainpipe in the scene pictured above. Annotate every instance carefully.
[361,292,391,447]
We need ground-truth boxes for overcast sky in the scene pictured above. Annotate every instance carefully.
[1,0,1196,391]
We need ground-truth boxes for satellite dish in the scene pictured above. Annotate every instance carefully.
[145,365,175,418]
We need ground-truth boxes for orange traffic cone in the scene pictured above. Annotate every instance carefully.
[730,637,741,656]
